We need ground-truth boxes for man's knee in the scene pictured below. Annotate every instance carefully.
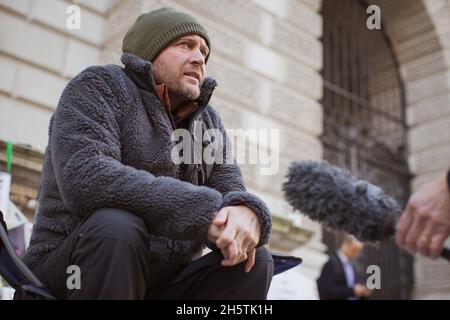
[222,247,274,283]
[214,247,274,299]
[251,247,274,278]
[255,247,274,262]
[79,208,148,247]
[236,247,273,299]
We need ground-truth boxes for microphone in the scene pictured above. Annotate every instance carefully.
[282,160,450,262]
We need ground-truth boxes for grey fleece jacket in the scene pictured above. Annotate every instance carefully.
[24,52,272,286]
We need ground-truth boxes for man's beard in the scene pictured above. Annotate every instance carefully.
[153,63,203,103]
[170,73,202,102]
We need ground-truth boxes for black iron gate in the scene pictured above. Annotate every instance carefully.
[321,0,414,299]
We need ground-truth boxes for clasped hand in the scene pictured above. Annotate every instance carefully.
[207,205,261,273]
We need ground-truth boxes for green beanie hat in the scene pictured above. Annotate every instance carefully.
[122,7,211,63]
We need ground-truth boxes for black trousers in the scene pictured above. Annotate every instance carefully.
[30,208,274,300]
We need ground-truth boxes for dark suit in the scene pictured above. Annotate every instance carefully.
[316,253,364,300]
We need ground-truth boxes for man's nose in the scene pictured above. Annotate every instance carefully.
[190,48,205,65]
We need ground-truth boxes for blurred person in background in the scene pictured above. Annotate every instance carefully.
[317,234,372,300]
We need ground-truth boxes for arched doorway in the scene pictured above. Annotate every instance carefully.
[321,0,414,299]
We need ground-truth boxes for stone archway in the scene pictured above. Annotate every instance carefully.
[321,0,413,300]
[377,0,450,186]
[376,0,450,299]
[322,0,450,299]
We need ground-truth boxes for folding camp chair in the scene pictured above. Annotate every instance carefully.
[272,252,302,275]
[0,210,55,300]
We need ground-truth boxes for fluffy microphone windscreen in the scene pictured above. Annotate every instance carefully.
[282,160,400,242]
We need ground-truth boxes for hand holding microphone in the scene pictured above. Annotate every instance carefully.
[395,171,450,259]
[282,160,450,262]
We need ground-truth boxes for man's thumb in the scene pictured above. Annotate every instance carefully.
[213,208,228,225]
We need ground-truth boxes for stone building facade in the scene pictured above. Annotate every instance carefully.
[0,0,449,299]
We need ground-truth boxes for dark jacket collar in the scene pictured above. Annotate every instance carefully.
[120,52,217,108]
